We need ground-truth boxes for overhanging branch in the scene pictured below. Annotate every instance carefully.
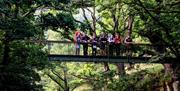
[136,0,180,57]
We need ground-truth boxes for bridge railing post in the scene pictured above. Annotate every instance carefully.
[47,40,51,54]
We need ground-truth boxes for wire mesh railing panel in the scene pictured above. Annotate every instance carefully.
[27,40,177,63]
[44,40,156,58]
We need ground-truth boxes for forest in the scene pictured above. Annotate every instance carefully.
[0,0,180,91]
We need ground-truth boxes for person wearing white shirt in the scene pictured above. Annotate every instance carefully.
[108,33,115,56]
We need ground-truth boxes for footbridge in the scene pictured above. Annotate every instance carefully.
[32,40,172,63]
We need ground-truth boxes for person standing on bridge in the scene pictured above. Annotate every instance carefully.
[114,33,121,56]
[99,32,107,56]
[74,29,81,55]
[114,33,125,75]
[81,32,90,56]
[124,35,134,70]
[99,32,110,71]
[91,33,98,56]
[124,35,133,56]
[108,33,115,56]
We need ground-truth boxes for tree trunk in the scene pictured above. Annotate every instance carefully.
[172,60,180,91]
[163,62,180,91]
[111,2,126,75]
[2,33,10,65]
[125,15,134,70]
[104,62,110,71]
[116,63,125,75]
[92,5,96,34]
[127,15,133,36]
[63,66,69,91]
[172,81,179,91]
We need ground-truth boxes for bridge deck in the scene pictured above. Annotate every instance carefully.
[48,55,155,63]
[33,40,174,63]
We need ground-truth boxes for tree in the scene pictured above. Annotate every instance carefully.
[0,0,48,90]
[125,0,180,90]
[96,0,129,75]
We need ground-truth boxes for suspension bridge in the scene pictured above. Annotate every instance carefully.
[32,40,172,63]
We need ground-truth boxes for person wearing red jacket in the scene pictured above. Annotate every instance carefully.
[114,33,121,56]
[74,30,81,55]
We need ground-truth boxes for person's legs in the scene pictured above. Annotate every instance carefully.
[100,49,103,56]
[92,47,94,56]
[83,44,88,56]
[75,44,80,55]
[118,44,121,56]
[76,48,80,55]
[76,48,78,55]
[83,45,85,55]
[92,48,97,56]
[116,44,120,56]
[109,44,113,56]
[103,49,106,56]
[126,46,134,70]
[85,45,88,55]
[125,46,129,56]
[94,48,97,56]
[77,48,80,55]
[121,44,125,56]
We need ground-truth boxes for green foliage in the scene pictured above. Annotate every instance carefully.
[42,0,180,90]
[42,12,76,30]
[0,40,48,90]
[0,64,42,91]
[0,0,179,90]
[10,41,48,69]
[0,49,47,90]
[108,67,170,91]
[0,0,48,90]
[42,62,85,91]
[42,12,77,40]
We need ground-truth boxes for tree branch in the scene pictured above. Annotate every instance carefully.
[85,8,94,22]
[69,10,84,24]
[85,7,93,14]
[72,74,100,81]
[81,7,93,31]
[51,70,65,81]
[97,21,111,31]
[147,9,180,13]
[47,74,65,90]
[136,0,170,30]
[22,5,42,18]
[136,0,180,57]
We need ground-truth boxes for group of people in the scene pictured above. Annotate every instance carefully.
[74,30,133,56]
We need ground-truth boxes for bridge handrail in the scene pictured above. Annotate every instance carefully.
[31,39,151,44]
[30,40,180,47]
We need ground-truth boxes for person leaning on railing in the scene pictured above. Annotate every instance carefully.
[124,35,133,56]
[99,32,107,56]
[81,32,90,56]
[99,32,110,71]
[108,33,115,56]
[124,35,134,70]
[91,33,98,56]
[114,33,122,56]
